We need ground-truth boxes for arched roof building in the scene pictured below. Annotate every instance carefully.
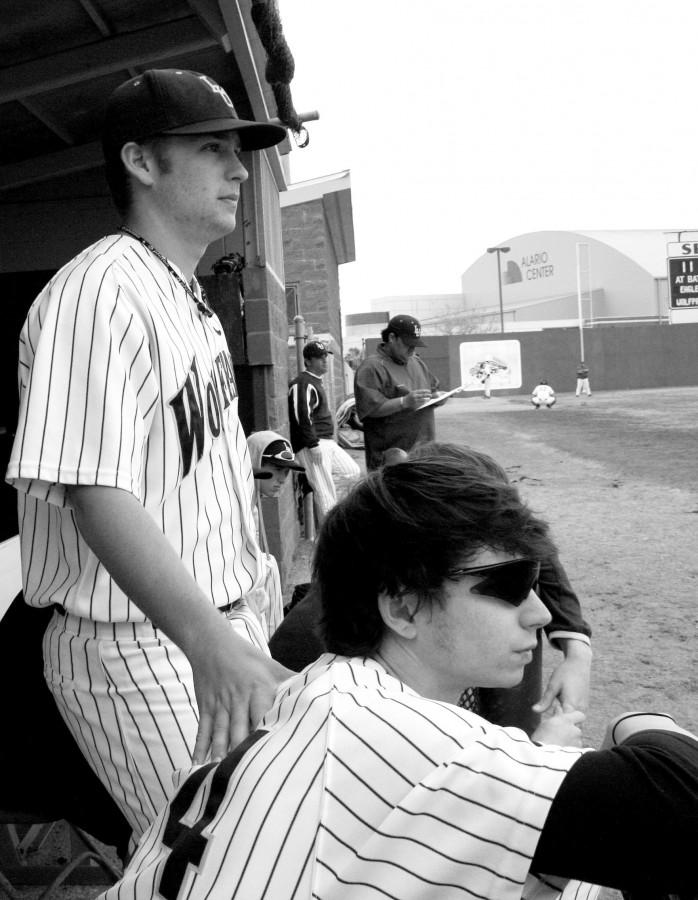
[461,229,698,330]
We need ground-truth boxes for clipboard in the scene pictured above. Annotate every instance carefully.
[416,386,466,410]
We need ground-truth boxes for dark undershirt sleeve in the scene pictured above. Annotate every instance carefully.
[532,730,698,895]
[537,554,592,639]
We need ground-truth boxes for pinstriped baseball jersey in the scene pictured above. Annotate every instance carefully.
[99,654,589,900]
[7,232,262,621]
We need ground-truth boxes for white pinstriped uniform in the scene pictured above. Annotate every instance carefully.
[294,439,361,516]
[6,232,268,837]
[98,655,600,900]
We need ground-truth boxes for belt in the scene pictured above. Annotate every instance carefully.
[53,602,238,618]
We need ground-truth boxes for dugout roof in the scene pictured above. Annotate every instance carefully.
[0,0,299,200]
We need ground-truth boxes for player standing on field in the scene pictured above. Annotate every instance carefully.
[576,360,592,396]
[6,69,291,839]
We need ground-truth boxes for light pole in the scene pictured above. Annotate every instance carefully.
[486,246,510,333]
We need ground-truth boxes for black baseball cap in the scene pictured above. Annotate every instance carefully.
[386,314,426,347]
[102,69,287,154]
[303,340,333,359]
[261,439,305,471]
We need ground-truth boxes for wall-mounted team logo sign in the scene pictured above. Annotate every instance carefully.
[199,74,235,110]
[459,340,523,392]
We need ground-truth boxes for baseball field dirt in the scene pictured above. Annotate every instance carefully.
[434,386,698,749]
[296,389,698,740]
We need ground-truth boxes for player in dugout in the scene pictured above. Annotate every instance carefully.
[99,443,697,899]
[6,69,292,841]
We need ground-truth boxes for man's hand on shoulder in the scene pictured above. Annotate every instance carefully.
[189,621,293,763]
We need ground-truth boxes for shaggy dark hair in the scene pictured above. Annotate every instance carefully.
[313,443,556,656]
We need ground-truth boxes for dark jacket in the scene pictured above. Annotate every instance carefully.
[288,370,334,451]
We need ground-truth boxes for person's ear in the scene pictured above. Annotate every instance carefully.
[377,591,419,639]
[120,142,157,188]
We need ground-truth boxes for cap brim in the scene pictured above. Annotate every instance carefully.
[266,459,305,472]
[405,338,426,348]
[162,118,287,150]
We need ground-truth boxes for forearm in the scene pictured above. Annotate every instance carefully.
[67,484,224,653]
[533,638,592,713]
[369,396,409,418]
[371,388,437,418]
[556,636,592,663]
[67,483,290,759]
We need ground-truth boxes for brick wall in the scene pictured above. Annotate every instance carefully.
[283,199,348,404]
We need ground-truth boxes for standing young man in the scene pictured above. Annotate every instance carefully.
[288,340,360,522]
[354,314,442,469]
[6,69,291,838]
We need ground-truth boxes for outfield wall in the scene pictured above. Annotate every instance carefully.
[365,322,698,395]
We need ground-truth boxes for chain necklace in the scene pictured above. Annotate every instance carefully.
[120,226,214,318]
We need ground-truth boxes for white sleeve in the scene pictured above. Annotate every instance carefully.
[8,264,158,506]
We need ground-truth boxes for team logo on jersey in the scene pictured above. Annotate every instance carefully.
[199,75,235,111]
[169,350,238,476]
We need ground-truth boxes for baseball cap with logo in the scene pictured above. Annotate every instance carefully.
[102,68,287,154]
[261,438,305,471]
[386,314,426,347]
[303,340,333,359]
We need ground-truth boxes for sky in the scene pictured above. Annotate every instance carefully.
[277,0,698,315]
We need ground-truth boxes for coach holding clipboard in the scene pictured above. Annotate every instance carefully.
[354,314,447,469]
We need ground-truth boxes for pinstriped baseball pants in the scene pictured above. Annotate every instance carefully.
[42,606,268,841]
[296,439,361,522]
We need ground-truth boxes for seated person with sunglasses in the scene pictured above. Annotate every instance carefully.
[98,448,698,900]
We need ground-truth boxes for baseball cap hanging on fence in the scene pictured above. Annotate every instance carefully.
[102,69,287,154]
[386,314,426,347]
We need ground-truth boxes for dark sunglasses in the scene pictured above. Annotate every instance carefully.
[445,559,540,606]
